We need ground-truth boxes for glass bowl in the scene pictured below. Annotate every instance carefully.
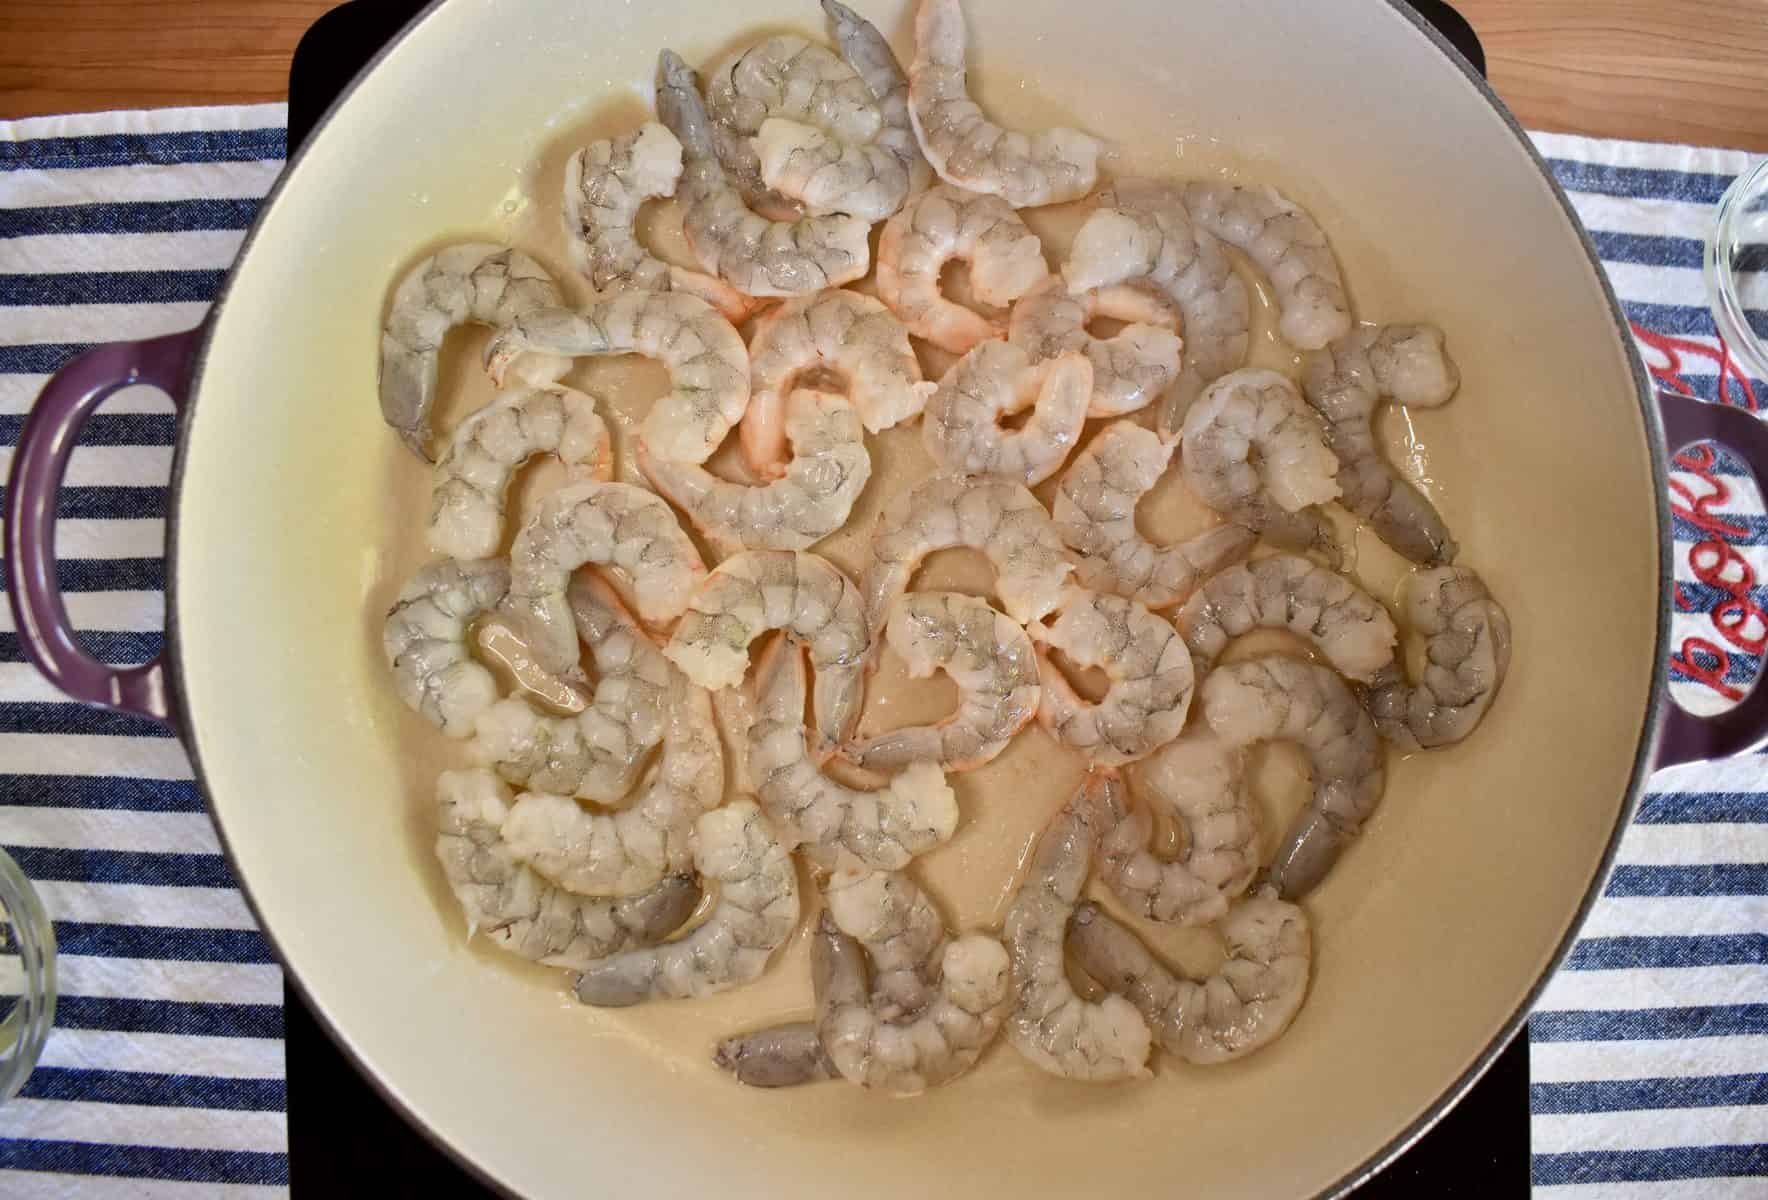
[1706,157,1768,384]
[0,847,55,1103]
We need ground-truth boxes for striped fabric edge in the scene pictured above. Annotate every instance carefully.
[0,105,288,151]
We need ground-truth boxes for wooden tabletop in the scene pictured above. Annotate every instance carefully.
[2,1,1767,151]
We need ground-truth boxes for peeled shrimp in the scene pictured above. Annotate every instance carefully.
[562,123,758,323]
[922,341,1091,486]
[657,50,872,297]
[1180,181,1351,351]
[843,591,1039,772]
[875,183,1050,355]
[907,0,1101,208]
[1201,655,1386,900]
[642,390,871,552]
[863,472,1073,632]
[380,244,568,460]
[1008,282,1183,419]
[814,869,1011,1094]
[434,769,699,970]
[507,482,707,676]
[573,800,800,1005]
[715,1022,839,1088]
[427,386,612,560]
[1053,421,1256,610]
[741,288,934,479]
[1175,553,1398,683]
[1064,179,1250,434]
[1301,324,1462,564]
[1093,732,1258,927]
[663,549,869,750]
[1030,589,1194,767]
[481,293,749,466]
[1365,565,1511,751]
[1003,772,1153,1081]
[1181,368,1342,563]
[383,558,510,738]
[747,635,958,870]
[820,0,928,191]
[1069,887,1310,1064]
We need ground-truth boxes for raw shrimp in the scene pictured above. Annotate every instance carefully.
[1301,324,1462,564]
[380,244,567,460]
[1030,589,1194,767]
[714,1022,839,1088]
[1365,565,1511,751]
[1200,655,1386,900]
[1053,421,1256,610]
[642,390,871,553]
[426,386,612,561]
[562,123,758,323]
[820,0,928,191]
[1180,181,1352,351]
[907,0,1102,208]
[573,800,800,1005]
[657,50,872,297]
[1064,179,1250,433]
[507,482,707,677]
[434,769,699,970]
[1069,887,1310,1064]
[875,183,1050,354]
[383,557,510,738]
[1009,282,1183,419]
[481,292,749,466]
[663,549,870,750]
[843,591,1039,772]
[922,341,1091,486]
[814,869,1011,1095]
[862,472,1073,632]
[1003,772,1153,1081]
[741,288,934,479]
[1180,368,1343,563]
[1093,733,1258,927]
[753,112,912,225]
[1175,553,1398,683]
[747,636,958,869]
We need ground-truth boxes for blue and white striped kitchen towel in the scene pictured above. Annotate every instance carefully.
[0,105,1763,1196]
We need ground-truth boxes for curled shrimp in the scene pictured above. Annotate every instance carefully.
[1366,565,1511,751]
[573,800,800,1005]
[662,549,869,750]
[1174,553,1398,684]
[1180,181,1351,351]
[741,288,934,479]
[562,123,760,323]
[1201,655,1386,900]
[1003,772,1153,1081]
[507,481,707,677]
[1030,588,1195,767]
[1009,282,1184,419]
[641,390,872,553]
[876,183,1050,355]
[843,590,1039,773]
[383,557,510,738]
[1092,732,1258,927]
[1180,368,1342,563]
[427,386,612,561]
[820,0,929,191]
[862,472,1074,632]
[748,635,958,869]
[658,50,872,297]
[434,769,700,970]
[907,0,1102,207]
[814,869,1011,1095]
[1301,324,1462,564]
[1069,887,1310,1064]
[380,243,568,460]
[482,293,749,467]
[1064,179,1250,434]
[922,341,1091,486]
[715,1022,839,1088]
[1053,420,1256,610]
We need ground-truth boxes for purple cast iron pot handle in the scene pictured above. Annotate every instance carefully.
[3,329,202,729]
[1654,388,1768,768]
